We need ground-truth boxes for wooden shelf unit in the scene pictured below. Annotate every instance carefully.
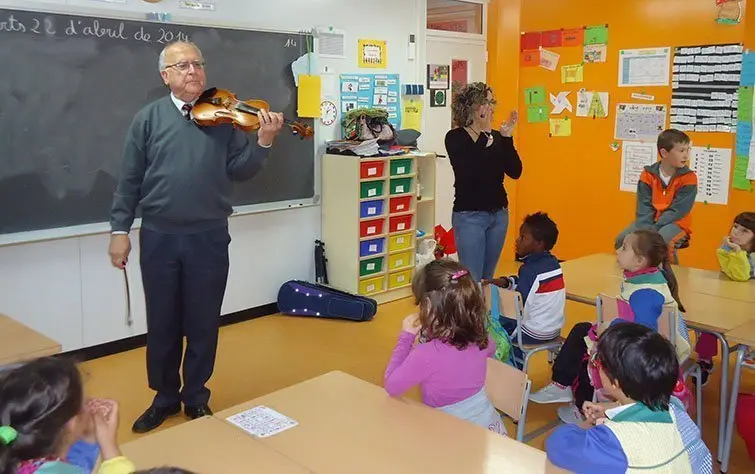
[322,152,437,304]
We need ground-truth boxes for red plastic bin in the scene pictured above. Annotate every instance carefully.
[360,160,385,179]
[389,196,413,214]
[360,218,385,238]
[389,214,413,233]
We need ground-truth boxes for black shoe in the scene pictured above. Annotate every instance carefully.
[131,403,181,433]
[184,404,213,420]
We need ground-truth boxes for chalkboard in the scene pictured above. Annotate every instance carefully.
[0,7,315,235]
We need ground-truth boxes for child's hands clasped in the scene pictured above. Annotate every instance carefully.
[724,236,742,252]
[87,398,122,461]
[402,314,422,335]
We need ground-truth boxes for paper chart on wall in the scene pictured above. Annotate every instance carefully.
[340,73,402,129]
[620,142,656,192]
[670,44,742,133]
[614,103,667,141]
[690,146,732,205]
[540,49,560,71]
[583,44,607,63]
[576,90,609,118]
[618,47,671,87]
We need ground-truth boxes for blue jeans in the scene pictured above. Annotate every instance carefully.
[452,209,509,281]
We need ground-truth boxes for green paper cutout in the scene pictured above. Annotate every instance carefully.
[584,25,608,45]
[526,105,548,123]
[525,86,546,105]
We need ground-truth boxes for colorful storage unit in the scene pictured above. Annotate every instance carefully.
[322,152,437,304]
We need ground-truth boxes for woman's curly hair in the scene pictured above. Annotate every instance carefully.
[452,82,493,127]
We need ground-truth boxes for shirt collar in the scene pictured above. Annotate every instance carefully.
[170,93,196,111]
[606,401,673,423]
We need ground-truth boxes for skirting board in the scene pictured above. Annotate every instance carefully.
[60,303,279,363]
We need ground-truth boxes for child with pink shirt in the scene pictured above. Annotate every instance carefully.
[383,259,505,435]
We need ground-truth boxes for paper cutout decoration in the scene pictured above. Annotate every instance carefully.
[583,44,607,63]
[561,64,584,83]
[584,25,608,45]
[521,32,542,51]
[521,50,540,67]
[525,86,547,105]
[549,117,572,136]
[358,39,387,68]
[550,92,573,115]
[542,30,562,47]
[733,155,752,190]
[576,90,610,118]
[527,105,549,123]
[540,49,560,71]
[562,28,584,47]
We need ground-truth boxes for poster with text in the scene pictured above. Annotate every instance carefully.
[358,39,387,68]
[614,103,667,141]
[618,47,671,87]
[340,73,402,129]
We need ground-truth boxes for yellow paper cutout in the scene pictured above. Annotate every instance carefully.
[358,39,387,68]
[561,64,584,83]
[549,117,572,137]
[402,98,423,131]
[297,75,321,118]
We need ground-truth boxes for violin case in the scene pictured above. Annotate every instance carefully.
[276,280,378,322]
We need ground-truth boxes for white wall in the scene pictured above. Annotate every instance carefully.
[0,0,424,351]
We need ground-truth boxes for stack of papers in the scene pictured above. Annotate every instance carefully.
[325,138,380,156]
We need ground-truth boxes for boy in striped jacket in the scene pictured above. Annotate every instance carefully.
[483,212,565,363]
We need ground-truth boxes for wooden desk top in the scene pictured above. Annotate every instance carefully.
[0,313,61,366]
[562,253,755,303]
[560,257,755,333]
[120,416,311,474]
[724,320,755,347]
[216,371,556,474]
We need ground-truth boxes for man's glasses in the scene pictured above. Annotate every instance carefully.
[165,60,206,73]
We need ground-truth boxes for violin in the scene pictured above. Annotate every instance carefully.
[191,88,314,139]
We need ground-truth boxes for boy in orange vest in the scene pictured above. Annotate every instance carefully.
[615,129,698,263]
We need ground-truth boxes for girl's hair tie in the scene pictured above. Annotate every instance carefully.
[0,426,18,445]
[450,269,469,281]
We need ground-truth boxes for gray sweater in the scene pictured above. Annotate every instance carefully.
[110,95,270,233]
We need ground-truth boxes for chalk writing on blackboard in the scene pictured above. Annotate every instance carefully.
[1,12,190,44]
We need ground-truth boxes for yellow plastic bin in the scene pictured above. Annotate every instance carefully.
[388,250,413,270]
[388,232,413,252]
[359,275,385,295]
[389,269,413,289]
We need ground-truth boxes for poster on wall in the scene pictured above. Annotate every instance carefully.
[430,89,447,107]
[669,43,742,133]
[427,64,450,89]
[358,39,387,68]
[614,103,667,141]
[620,142,656,192]
[690,146,732,205]
[340,73,402,129]
[618,47,671,87]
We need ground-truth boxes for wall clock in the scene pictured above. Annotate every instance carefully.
[320,100,337,126]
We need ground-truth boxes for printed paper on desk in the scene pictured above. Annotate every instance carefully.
[226,406,299,438]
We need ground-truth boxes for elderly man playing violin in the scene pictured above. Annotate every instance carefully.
[108,40,284,433]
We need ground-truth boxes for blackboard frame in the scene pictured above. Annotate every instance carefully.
[0,1,321,246]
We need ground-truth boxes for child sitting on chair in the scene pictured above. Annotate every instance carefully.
[545,322,712,473]
[530,229,692,424]
[482,212,565,363]
[694,211,755,385]
[383,259,506,435]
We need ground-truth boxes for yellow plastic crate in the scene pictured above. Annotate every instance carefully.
[389,269,413,289]
[388,232,413,252]
[388,250,413,270]
[359,275,384,295]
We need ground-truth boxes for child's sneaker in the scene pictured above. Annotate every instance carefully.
[529,382,573,404]
[557,404,584,424]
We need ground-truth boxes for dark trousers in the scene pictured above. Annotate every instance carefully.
[500,316,558,366]
[551,322,594,410]
[139,226,230,408]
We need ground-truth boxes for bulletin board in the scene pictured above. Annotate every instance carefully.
[503,0,755,271]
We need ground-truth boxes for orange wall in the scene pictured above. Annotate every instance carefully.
[488,0,755,270]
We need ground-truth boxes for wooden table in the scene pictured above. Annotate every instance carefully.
[0,313,61,367]
[121,416,312,473]
[721,320,755,473]
[562,253,755,304]
[216,371,559,474]
[560,253,755,463]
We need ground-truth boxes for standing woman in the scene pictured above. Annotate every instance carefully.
[445,82,522,282]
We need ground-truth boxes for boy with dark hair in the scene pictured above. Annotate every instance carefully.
[545,322,712,473]
[484,212,565,346]
[615,129,698,262]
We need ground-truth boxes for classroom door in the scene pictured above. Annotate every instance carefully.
[423,36,486,231]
